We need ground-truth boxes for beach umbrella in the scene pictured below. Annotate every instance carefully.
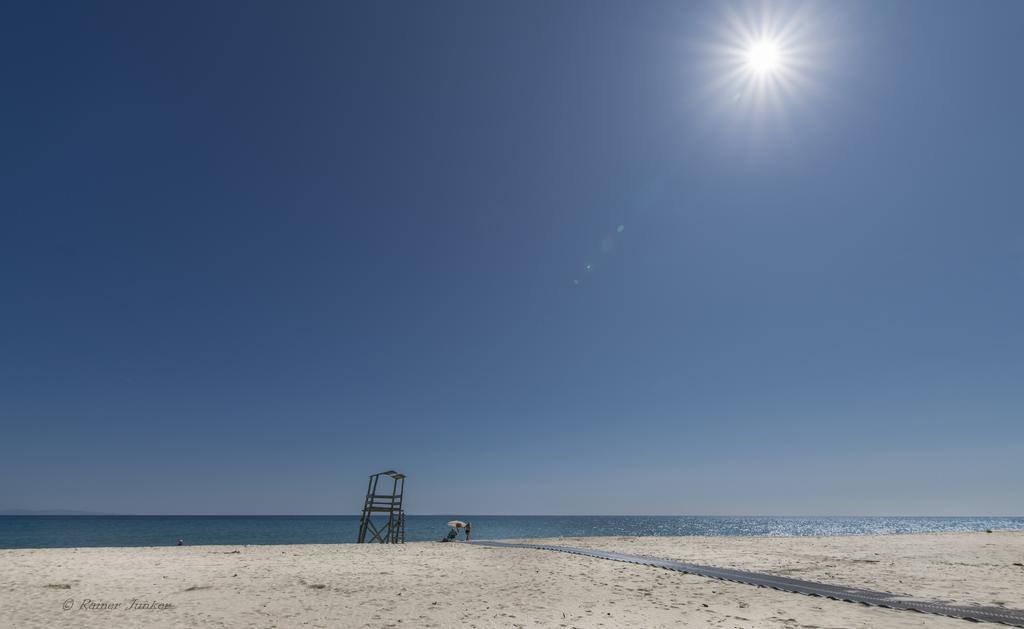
[447,520,467,528]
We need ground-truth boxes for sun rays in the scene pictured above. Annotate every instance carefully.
[694,2,828,127]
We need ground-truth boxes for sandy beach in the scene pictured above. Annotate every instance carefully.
[2,531,1022,628]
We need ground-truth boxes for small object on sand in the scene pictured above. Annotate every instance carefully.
[176,539,184,546]
[986,529,993,533]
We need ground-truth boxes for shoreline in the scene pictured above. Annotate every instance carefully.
[5,524,1024,552]
[5,514,1023,550]
[2,531,1022,627]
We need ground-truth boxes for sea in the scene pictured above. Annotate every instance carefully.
[2,515,1023,549]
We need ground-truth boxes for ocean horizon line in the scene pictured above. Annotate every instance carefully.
[4,512,1023,518]
[2,512,1024,518]
[4,514,1019,520]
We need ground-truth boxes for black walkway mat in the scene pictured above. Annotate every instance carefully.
[470,540,1024,627]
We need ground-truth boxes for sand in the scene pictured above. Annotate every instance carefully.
[2,531,1023,628]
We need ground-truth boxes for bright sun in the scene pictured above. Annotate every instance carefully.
[697,2,829,122]
[747,40,780,74]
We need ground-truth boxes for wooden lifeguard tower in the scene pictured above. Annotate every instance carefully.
[356,470,406,544]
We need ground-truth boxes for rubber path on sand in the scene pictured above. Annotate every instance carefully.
[470,540,1024,627]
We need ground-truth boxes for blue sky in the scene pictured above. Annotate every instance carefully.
[2,1,1022,516]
